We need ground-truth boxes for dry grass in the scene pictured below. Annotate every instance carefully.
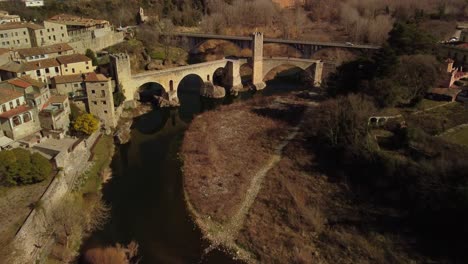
[182,97,296,223]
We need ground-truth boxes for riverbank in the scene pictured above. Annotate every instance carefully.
[181,93,429,263]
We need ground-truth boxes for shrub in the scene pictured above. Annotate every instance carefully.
[73,113,99,135]
[0,148,52,186]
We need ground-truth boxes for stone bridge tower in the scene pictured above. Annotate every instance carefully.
[110,53,133,101]
[252,32,266,90]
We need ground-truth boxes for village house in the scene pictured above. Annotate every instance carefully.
[50,73,85,97]
[0,20,68,49]
[0,53,94,84]
[11,43,74,62]
[85,73,117,130]
[46,14,112,42]
[2,76,50,109]
[0,22,41,49]
[38,95,70,138]
[56,54,95,75]
[24,0,44,7]
[0,88,40,140]
[0,10,21,24]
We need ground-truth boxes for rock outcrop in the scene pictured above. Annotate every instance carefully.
[154,95,180,108]
[200,82,226,99]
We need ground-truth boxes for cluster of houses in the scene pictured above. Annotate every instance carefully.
[0,11,121,150]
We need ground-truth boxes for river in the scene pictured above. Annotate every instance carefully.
[80,77,304,264]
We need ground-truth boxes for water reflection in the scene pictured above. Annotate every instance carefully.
[81,80,304,264]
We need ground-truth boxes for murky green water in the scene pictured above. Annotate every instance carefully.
[80,79,303,264]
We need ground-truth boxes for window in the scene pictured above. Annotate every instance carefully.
[100,83,105,86]
[58,51,62,55]
[9,102,13,109]
[47,29,50,33]
[45,68,49,73]
[22,112,31,123]
[100,90,105,97]
[15,32,18,36]
[0,34,3,38]
[74,83,78,87]
[61,33,64,37]
[36,70,41,76]
[72,68,75,73]
[1,104,6,112]
[52,28,54,32]
[93,101,97,105]
[104,110,108,114]
[23,31,26,35]
[48,36,51,40]
[65,69,68,72]
[16,99,20,106]
[55,67,59,73]
[53,35,56,41]
[86,61,89,65]
[25,38,28,43]
[86,66,89,70]
[60,26,63,30]
[40,30,43,36]
[12,116,21,127]
[91,90,95,94]
[102,100,106,105]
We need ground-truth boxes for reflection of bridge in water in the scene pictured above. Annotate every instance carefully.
[111,32,379,105]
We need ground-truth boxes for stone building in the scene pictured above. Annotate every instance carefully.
[46,14,111,42]
[0,53,94,84]
[11,43,74,62]
[50,74,85,97]
[3,76,51,109]
[0,88,40,140]
[0,10,21,24]
[38,95,70,138]
[0,22,41,49]
[85,73,117,130]
[24,0,44,7]
[56,54,95,75]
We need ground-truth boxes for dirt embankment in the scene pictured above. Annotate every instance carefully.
[182,93,429,263]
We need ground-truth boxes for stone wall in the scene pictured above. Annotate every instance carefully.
[69,31,124,53]
[12,132,100,264]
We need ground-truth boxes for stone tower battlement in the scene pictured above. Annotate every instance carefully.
[110,53,132,94]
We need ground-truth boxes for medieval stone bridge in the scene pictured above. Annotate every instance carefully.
[169,32,380,58]
[111,33,325,104]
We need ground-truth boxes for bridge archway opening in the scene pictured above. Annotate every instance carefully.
[263,43,302,58]
[263,64,314,91]
[137,82,167,103]
[213,67,228,87]
[177,74,205,121]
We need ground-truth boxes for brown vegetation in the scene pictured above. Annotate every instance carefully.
[182,96,300,223]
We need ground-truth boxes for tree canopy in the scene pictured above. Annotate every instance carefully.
[0,148,52,186]
[73,114,99,135]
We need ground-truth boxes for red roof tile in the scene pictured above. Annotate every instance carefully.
[7,78,31,89]
[0,105,31,119]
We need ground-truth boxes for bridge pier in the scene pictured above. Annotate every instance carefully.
[252,32,266,90]
[314,61,323,87]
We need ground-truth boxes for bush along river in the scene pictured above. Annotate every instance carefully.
[79,76,306,264]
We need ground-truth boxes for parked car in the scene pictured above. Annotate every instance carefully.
[345,42,354,46]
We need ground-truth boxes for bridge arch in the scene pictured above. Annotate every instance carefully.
[262,61,317,82]
[177,74,205,122]
[137,82,167,103]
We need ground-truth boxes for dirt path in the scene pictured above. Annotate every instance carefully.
[199,102,317,262]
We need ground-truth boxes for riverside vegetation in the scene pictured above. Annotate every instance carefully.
[181,17,468,264]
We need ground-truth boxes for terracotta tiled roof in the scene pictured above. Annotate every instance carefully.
[16,43,74,58]
[0,22,43,30]
[23,58,60,71]
[18,76,45,88]
[0,88,23,104]
[0,61,23,72]
[0,105,31,119]
[84,72,108,82]
[47,14,109,27]
[0,48,9,55]
[52,73,83,84]
[56,54,90,65]
[7,78,30,89]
